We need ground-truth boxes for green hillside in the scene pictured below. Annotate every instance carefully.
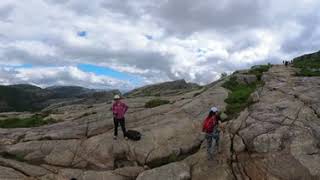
[293,50,320,76]
[0,85,50,112]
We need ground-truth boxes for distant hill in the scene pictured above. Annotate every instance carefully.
[292,50,320,76]
[293,50,320,62]
[0,84,52,112]
[45,86,97,99]
[75,89,121,104]
[0,84,120,113]
[125,79,200,97]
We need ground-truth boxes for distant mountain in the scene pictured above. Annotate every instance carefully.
[45,86,97,99]
[0,84,52,112]
[125,79,200,97]
[76,89,121,104]
[293,50,320,62]
[8,84,43,92]
[292,50,320,76]
[0,84,120,113]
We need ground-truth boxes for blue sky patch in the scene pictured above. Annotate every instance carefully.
[78,64,143,85]
[77,31,87,37]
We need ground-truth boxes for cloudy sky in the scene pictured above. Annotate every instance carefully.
[0,0,319,90]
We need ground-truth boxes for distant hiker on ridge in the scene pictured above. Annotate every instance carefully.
[285,61,289,67]
[202,107,223,160]
[111,95,128,140]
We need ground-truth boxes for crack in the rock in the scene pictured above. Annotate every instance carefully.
[69,140,85,168]
[229,133,238,180]
[0,164,31,177]
[229,131,253,180]
[85,120,90,137]
[144,148,156,166]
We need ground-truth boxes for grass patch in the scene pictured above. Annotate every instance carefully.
[145,99,170,108]
[222,64,271,121]
[1,152,26,162]
[222,77,257,120]
[293,51,320,76]
[0,115,57,128]
[247,64,272,80]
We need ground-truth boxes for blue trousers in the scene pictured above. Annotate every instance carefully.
[205,128,220,159]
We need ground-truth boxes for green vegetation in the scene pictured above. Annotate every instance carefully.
[222,64,272,120]
[293,51,320,76]
[247,64,272,80]
[0,85,48,112]
[144,99,170,108]
[0,115,57,128]
[222,77,257,120]
[1,152,26,162]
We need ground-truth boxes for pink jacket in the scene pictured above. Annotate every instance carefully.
[112,101,128,119]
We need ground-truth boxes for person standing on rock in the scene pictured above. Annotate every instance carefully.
[111,95,128,140]
[285,61,289,67]
[202,107,223,160]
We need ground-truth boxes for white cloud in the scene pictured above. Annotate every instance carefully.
[0,66,134,90]
[0,0,319,89]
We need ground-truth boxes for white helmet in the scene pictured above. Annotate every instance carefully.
[114,95,121,100]
[210,107,218,113]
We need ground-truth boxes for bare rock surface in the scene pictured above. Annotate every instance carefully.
[0,79,228,179]
[229,65,320,179]
[0,65,319,179]
[235,74,257,84]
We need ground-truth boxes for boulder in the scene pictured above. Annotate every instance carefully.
[233,135,246,153]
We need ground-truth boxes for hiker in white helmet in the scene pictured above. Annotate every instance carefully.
[202,106,223,160]
[111,95,128,140]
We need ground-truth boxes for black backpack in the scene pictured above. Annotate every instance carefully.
[126,130,141,141]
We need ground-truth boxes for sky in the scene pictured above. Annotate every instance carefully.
[0,0,319,90]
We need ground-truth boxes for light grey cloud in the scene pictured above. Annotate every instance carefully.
[0,0,319,89]
[0,4,14,21]
[0,66,134,90]
[150,0,265,36]
[281,15,320,55]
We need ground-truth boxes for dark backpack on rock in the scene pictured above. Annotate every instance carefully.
[126,130,141,141]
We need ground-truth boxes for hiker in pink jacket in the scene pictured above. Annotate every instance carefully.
[111,95,128,140]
